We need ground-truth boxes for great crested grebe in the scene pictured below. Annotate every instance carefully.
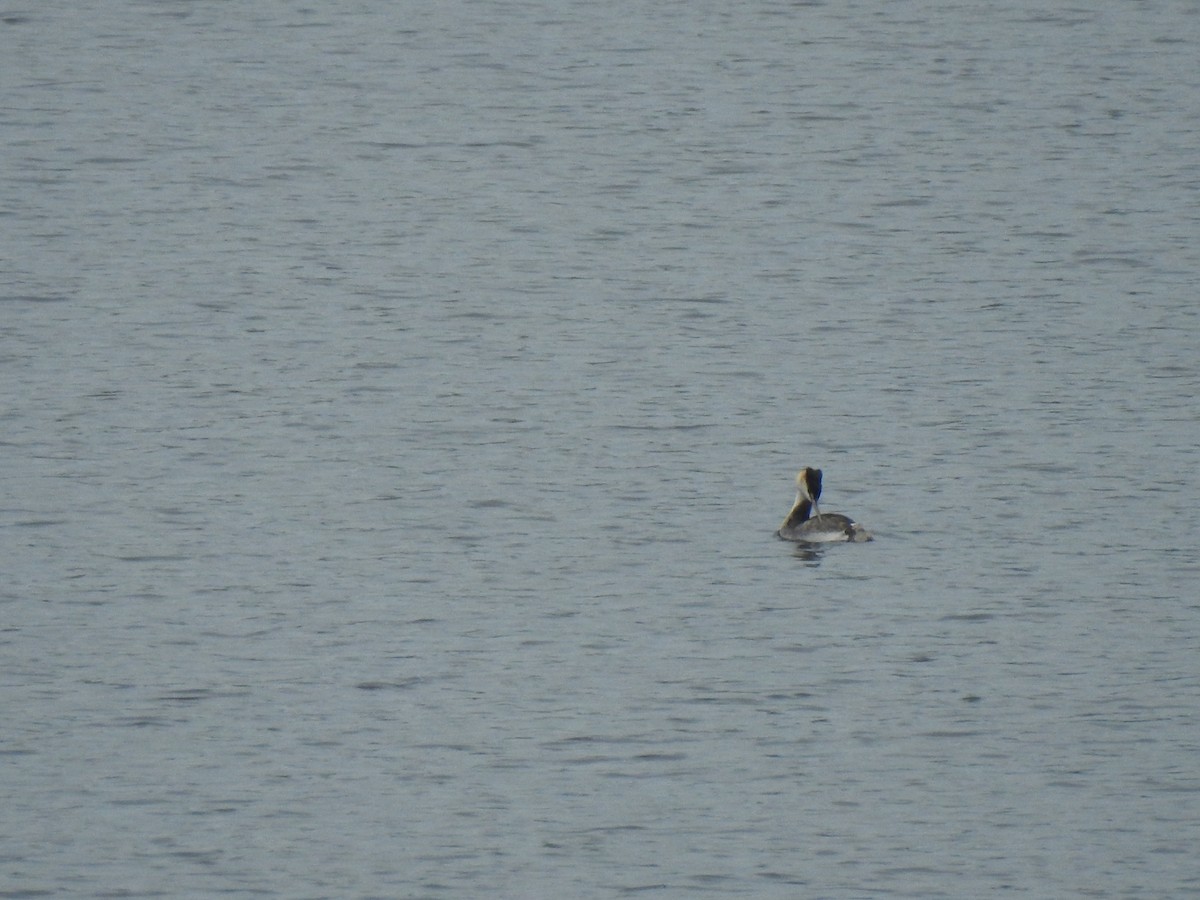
[777,466,872,543]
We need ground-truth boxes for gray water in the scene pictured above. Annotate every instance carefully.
[3,1,1199,897]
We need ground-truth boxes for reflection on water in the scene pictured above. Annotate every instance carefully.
[785,541,841,566]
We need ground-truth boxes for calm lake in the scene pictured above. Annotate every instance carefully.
[3,1,1198,897]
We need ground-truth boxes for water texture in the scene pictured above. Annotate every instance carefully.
[3,1,1198,897]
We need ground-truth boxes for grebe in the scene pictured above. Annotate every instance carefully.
[777,466,872,543]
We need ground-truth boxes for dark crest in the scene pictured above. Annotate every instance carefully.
[803,467,823,503]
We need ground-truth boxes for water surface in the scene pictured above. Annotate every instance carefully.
[3,2,1198,897]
